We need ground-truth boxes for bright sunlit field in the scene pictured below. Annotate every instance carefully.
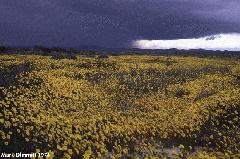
[0,54,240,158]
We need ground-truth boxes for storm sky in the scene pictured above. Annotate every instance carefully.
[0,0,240,48]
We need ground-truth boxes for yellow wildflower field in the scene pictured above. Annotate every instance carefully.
[0,54,239,158]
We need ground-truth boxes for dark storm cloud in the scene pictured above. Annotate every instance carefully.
[0,0,239,47]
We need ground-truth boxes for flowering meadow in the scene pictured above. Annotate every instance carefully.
[0,54,239,158]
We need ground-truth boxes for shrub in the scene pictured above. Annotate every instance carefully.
[51,52,77,60]
[97,54,109,59]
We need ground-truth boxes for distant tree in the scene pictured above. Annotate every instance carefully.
[51,47,66,52]
[0,46,7,52]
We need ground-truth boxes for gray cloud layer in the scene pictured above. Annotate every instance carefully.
[0,0,239,47]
